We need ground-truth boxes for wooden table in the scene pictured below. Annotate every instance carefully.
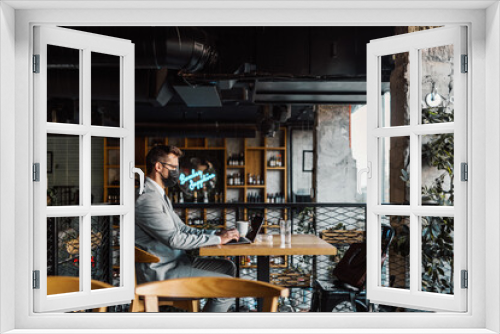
[200,234,337,311]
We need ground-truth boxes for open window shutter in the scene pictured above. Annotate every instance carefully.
[366,26,467,312]
[33,26,135,312]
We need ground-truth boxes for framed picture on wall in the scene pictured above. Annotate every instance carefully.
[303,150,313,172]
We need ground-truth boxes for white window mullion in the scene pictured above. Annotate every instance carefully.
[372,205,411,216]
[413,123,455,135]
[80,214,91,294]
[366,42,380,299]
[80,47,92,295]
[90,126,130,138]
[46,123,87,136]
[412,206,455,217]
[33,27,50,306]
[121,44,135,292]
[409,44,420,296]
[453,26,468,312]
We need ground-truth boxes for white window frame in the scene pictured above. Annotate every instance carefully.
[366,26,467,312]
[32,26,136,312]
[0,1,498,333]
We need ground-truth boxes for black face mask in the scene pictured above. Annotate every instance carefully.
[162,168,180,188]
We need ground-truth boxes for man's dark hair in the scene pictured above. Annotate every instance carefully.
[146,145,183,175]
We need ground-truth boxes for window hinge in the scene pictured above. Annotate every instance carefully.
[461,162,468,181]
[33,54,40,73]
[33,163,40,182]
[33,270,40,289]
[461,270,468,289]
[461,54,468,73]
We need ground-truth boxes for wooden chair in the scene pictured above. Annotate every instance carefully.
[135,277,290,312]
[47,276,113,312]
[130,247,199,312]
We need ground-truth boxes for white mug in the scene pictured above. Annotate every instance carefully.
[236,221,249,237]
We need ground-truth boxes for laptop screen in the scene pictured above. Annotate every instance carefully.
[245,216,264,242]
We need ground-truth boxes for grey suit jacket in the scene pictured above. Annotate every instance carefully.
[135,179,220,283]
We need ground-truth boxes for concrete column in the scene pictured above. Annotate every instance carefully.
[313,105,357,203]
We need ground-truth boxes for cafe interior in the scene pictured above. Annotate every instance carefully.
[46,26,453,313]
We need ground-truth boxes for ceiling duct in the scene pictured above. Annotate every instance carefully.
[58,27,217,72]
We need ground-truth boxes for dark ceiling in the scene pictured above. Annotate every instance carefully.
[49,26,398,136]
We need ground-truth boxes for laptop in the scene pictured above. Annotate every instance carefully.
[226,216,264,245]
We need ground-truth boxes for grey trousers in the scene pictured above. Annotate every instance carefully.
[188,257,236,312]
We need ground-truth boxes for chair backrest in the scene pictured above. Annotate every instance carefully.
[332,225,396,289]
[47,275,114,295]
[47,276,113,312]
[135,277,289,312]
[130,247,199,312]
[135,246,160,263]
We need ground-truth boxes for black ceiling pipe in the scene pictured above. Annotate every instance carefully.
[59,27,217,72]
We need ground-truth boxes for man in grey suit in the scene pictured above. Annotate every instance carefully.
[135,145,240,312]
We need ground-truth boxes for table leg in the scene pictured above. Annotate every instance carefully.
[257,256,270,312]
[235,256,240,312]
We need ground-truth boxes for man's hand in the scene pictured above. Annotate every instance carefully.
[218,228,240,244]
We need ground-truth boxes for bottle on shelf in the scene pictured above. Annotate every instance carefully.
[239,153,244,165]
[228,175,234,185]
[248,173,253,185]
[277,154,282,167]
[179,192,184,203]
[203,189,209,203]
[193,190,198,203]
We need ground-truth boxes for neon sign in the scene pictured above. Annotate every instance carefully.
[180,169,216,191]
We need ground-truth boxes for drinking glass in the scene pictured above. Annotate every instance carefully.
[280,219,292,245]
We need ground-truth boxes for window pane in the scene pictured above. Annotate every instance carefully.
[380,215,410,290]
[380,52,410,127]
[380,136,410,205]
[91,216,120,289]
[421,134,454,206]
[47,217,80,294]
[91,52,120,127]
[47,45,80,124]
[421,45,454,124]
[47,134,80,206]
[421,216,454,295]
[92,137,121,205]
